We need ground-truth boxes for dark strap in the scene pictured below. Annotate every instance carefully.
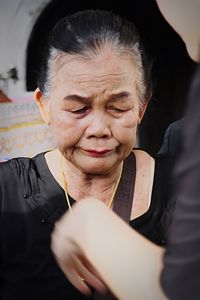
[112,152,136,223]
[93,152,136,300]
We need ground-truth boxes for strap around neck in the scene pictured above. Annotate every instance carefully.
[112,152,136,223]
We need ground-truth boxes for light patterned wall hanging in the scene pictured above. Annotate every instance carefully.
[0,101,56,162]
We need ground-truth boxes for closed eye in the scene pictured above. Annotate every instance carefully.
[108,106,128,113]
[112,108,125,112]
[71,106,90,114]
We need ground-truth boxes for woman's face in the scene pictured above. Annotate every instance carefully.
[39,48,145,175]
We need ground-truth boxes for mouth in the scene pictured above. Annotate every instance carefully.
[83,149,113,157]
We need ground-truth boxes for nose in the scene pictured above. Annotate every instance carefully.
[85,111,111,139]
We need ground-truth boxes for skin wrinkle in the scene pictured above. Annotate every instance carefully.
[72,73,128,87]
[37,47,143,203]
[50,53,138,101]
[62,166,122,200]
[58,149,124,202]
[47,45,146,110]
[53,53,132,76]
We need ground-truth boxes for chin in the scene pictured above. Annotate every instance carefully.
[79,162,115,176]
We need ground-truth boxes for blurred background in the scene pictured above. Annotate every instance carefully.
[0,0,197,161]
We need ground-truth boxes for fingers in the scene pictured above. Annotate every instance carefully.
[52,235,107,295]
[51,214,107,295]
[63,266,92,296]
[55,253,107,296]
[73,254,107,293]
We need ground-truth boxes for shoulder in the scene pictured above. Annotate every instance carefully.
[0,158,29,210]
[131,149,155,189]
[0,154,44,207]
[132,148,154,173]
[131,149,155,219]
[132,148,154,162]
[0,156,31,175]
[0,157,31,189]
[0,153,44,185]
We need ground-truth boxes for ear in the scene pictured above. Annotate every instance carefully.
[34,88,51,125]
[138,101,148,125]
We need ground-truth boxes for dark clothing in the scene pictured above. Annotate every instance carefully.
[0,151,172,300]
[133,151,174,245]
[158,118,185,234]
[158,118,184,161]
[161,65,200,300]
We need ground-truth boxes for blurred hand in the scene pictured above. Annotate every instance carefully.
[51,206,107,296]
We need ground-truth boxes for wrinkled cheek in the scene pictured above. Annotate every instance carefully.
[50,118,80,149]
[116,118,138,147]
[125,130,137,149]
[115,131,137,161]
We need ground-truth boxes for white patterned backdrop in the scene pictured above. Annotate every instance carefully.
[0,101,56,162]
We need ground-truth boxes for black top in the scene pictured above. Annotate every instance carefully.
[158,118,184,160]
[161,65,200,300]
[0,151,173,300]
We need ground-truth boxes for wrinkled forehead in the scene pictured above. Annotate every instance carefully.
[49,45,135,72]
[49,47,137,88]
[45,48,141,108]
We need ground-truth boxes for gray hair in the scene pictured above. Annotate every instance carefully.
[38,10,152,110]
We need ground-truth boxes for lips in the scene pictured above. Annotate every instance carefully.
[83,149,113,157]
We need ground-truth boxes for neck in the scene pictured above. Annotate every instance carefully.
[60,152,123,205]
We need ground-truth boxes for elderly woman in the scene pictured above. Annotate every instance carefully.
[51,2,200,300]
[0,10,172,300]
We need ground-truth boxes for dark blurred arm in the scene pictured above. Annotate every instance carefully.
[161,66,200,300]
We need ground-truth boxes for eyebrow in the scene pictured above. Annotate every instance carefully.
[63,91,130,103]
[64,95,91,103]
[109,91,130,101]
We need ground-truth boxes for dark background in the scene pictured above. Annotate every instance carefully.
[26,0,197,156]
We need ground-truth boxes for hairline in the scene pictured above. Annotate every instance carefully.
[44,43,147,112]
